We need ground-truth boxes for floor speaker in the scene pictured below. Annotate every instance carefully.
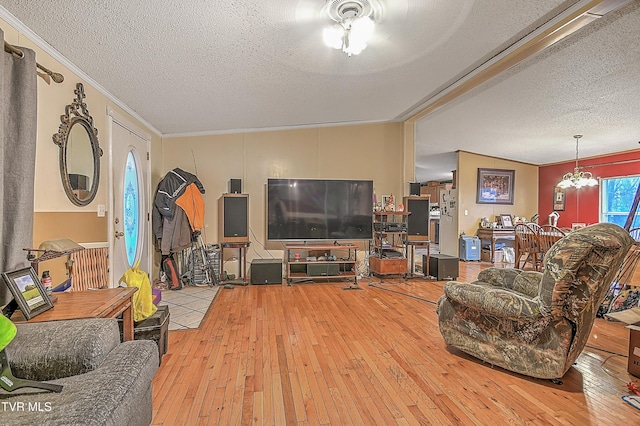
[428,254,459,280]
[218,194,249,243]
[404,196,430,241]
[229,179,242,194]
[251,259,282,284]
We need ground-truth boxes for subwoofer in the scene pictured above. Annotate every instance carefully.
[218,194,249,243]
[428,254,459,281]
[251,259,282,284]
[404,196,430,241]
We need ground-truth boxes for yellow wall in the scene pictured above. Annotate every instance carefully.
[457,151,539,236]
[162,123,405,271]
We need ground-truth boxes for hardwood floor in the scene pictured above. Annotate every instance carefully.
[151,261,640,425]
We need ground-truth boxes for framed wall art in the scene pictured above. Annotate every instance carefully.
[553,186,566,211]
[1,267,54,320]
[477,168,515,205]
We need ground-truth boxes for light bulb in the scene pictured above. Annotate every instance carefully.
[323,25,344,50]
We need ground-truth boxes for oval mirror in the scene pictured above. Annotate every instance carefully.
[53,83,102,206]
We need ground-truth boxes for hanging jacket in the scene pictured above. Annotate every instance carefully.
[160,207,192,255]
[154,168,205,220]
[175,182,205,232]
[152,168,205,251]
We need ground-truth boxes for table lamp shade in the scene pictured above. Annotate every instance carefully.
[0,314,16,351]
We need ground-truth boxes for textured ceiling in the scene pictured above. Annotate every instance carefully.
[415,0,640,181]
[1,0,639,182]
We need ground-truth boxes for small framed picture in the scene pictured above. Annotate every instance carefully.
[1,267,54,320]
[499,214,514,228]
[553,187,566,211]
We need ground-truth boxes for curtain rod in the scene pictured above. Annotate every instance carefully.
[581,157,640,169]
[3,40,64,83]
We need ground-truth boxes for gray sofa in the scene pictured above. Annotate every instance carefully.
[0,318,158,425]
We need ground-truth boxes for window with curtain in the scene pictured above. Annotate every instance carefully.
[600,175,640,228]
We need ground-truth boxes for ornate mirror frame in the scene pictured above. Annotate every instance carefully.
[52,83,103,206]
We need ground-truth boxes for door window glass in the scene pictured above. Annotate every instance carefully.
[123,151,140,266]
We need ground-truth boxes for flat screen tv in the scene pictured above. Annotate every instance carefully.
[267,178,373,241]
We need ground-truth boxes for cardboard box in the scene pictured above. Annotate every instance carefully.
[605,307,640,378]
[481,249,503,263]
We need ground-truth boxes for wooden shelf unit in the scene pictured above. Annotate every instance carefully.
[284,243,358,286]
[370,211,409,277]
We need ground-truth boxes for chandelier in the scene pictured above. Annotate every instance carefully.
[322,1,380,57]
[556,135,599,189]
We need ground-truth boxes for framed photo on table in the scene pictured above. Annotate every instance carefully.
[477,168,515,205]
[499,214,514,228]
[553,187,566,211]
[1,267,53,320]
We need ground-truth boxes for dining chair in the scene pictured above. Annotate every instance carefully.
[514,223,542,270]
[629,227,640,242]
[540,225,567,255]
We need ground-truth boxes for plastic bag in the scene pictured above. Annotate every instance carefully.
[119,260,157,322]
[0,314,17,351]
[503,247,515,264]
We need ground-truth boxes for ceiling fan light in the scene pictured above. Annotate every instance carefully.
[350,16,375,40]
[323,25,344,50]
[344,17,373,55]
[323,1,378,56]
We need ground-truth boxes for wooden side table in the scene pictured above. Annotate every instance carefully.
[406,241,430,277]
[220,241,250,285]
[476,228,515,263]
[12,287,137,341]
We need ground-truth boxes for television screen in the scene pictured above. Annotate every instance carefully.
[267,178,373,241]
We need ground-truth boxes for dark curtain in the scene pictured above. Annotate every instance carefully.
[0,29,38,306]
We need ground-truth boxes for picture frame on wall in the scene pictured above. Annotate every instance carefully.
[476,168,515,205]
[1,267,54,320]
[553,186,566,211]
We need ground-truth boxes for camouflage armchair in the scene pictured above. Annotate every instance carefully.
[436,223,632,379]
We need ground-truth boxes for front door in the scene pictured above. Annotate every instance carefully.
[109,113,151,286]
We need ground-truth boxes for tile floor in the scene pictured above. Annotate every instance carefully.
[158,285,220,330]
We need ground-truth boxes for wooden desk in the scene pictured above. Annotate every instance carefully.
[12,288,137,341]
[476,228,515,263]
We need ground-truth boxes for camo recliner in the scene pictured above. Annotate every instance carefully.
[436,223,632,379]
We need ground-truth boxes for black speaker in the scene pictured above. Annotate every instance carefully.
[251,259,282,284]
[229,179,242,194]
[428,254,459,281]
[218,194,249,243]
[404,196,430,241]
[409,182,421,196]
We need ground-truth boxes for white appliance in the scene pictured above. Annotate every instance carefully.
[439,189,458,257]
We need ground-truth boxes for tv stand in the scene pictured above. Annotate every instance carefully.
[285,243,358,288]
